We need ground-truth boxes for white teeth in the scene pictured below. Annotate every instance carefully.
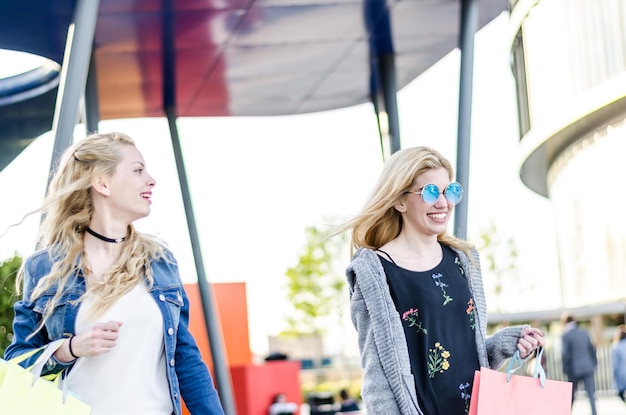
[430,213,446,219]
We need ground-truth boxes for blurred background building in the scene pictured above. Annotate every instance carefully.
[486,0,626,394]
[501,0,626,329]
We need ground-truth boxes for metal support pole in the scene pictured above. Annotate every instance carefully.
[85,50,100,133]
[165,109,236,415]
[48,0,100,179]
[365,0,400,157]
[454,0,478,240]
[369,89,387,161]
[161,2,235,412]
[378,53,401,154]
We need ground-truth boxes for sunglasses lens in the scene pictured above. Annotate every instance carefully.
[445,182,463,205]
[421,184,440,205]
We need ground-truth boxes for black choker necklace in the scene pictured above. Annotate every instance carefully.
[85,227,126,243]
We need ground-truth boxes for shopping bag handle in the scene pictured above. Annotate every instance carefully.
[532,347,547,388]
[7,339,67,385]
[28,338,66,380]
[506,347,547,388]
[7,347,42,366]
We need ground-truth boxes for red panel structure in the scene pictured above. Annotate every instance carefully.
[230,360,302,415]
[183,282,254,414]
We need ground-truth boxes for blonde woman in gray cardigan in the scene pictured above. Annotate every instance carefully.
[341,146,544,415]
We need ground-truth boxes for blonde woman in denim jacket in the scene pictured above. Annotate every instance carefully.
[5,132,224,415]
[338,146,545,415]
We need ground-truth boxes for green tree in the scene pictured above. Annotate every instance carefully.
[475,221,519,312]
[283,225,347,336]
[0,254,21,355]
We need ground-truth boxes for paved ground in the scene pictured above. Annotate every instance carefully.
[571,395,626,415]
[298,394,626,414]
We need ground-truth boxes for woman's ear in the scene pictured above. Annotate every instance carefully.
[393,200,406,213]
[91,176,111,197]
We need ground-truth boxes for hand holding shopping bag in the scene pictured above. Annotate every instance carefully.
[469,347,572,415]
[0,339,92,414]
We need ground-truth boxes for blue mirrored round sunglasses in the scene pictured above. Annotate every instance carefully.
[405,182,463,206]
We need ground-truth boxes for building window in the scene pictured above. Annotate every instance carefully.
[511,29,530,139]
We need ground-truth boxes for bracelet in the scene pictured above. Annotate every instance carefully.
[68,336,79,359]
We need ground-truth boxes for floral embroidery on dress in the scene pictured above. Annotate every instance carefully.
[427,342,450,378]
[432,273,453,305]
[459,382,471,414]
[402,307,427,334]
[454,256,465,275]
[466,298,476,330]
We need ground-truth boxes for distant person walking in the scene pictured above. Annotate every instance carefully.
[337,389,360,412]
[612,324,626,404]
[561,313,598,415]
[268,393,298,415]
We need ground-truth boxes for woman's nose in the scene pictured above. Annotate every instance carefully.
[433,192,446,206]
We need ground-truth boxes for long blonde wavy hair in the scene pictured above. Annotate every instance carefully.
[16,132,165,331]
[340,146,473,256]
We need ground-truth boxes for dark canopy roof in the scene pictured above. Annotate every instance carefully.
[0,0,507,170]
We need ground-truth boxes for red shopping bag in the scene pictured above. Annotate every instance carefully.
[468,347,572,415]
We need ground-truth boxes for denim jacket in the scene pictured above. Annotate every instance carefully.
[5,247,225,415]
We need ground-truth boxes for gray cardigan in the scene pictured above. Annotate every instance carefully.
[346,247,525,415]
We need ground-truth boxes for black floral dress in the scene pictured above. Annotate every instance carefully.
[378,244,480,415]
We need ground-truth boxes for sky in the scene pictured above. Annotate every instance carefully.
[0,14,560,358]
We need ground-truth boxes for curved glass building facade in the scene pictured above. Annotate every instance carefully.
[508,0,626,309]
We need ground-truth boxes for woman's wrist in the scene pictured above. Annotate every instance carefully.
[53,337,77,363]
[68,335,79,359]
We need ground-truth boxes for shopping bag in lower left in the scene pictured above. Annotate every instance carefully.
[0,339,92,415]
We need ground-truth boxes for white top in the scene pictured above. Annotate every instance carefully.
[65,282,173,415]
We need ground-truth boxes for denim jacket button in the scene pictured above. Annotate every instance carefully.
[169,359,175,366]
[177,294,182,302]
[159,294,165,301]
[168,327,174,335]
